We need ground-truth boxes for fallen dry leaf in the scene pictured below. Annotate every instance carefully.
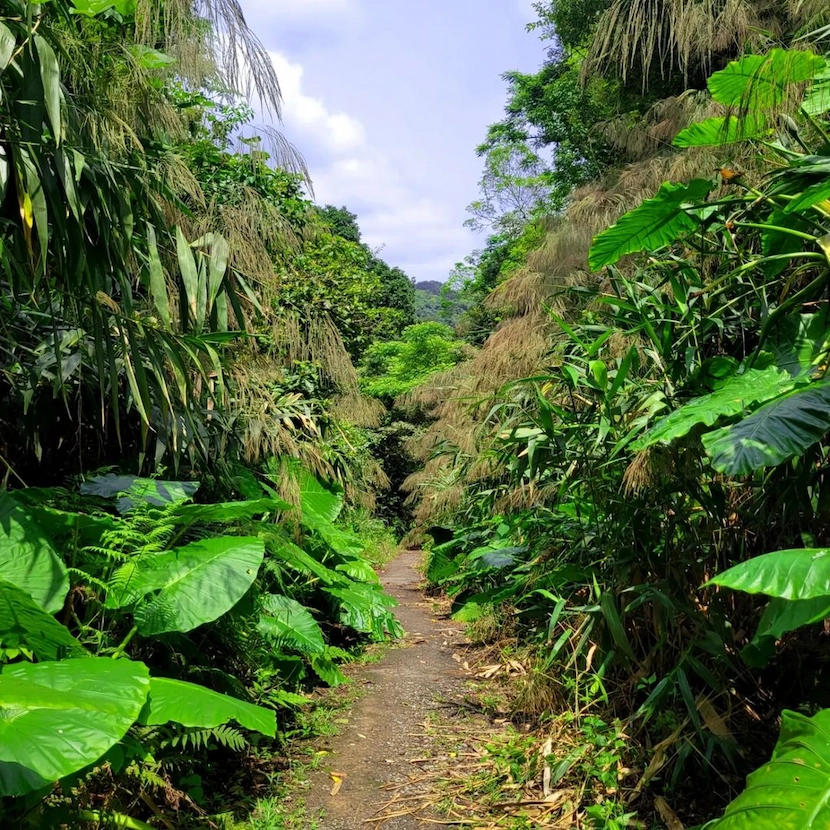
[655,795,685,830]
[329,772,345,796]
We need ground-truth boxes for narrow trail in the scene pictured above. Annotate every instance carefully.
[302,550,468,828]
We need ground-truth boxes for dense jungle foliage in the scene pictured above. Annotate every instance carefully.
[405,0,830,827]
[6,0,830,828]
[0,1,433,827]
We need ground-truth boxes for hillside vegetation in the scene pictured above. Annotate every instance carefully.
[3,1,830,828]
[403,1,830,826]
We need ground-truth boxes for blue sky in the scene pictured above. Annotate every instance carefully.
[238,0,542,284]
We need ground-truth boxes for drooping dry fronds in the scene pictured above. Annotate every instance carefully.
[135,0,280,116]
[584,0,777,88]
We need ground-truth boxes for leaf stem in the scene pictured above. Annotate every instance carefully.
[111,625,138,659]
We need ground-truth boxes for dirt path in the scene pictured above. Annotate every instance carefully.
[302,550,468,828]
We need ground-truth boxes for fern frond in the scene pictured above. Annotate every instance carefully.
[162,725,248,753]
[67,567,110,595]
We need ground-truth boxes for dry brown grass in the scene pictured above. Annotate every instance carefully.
[584,0,779,88]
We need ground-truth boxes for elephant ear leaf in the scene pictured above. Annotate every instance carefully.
[0,491,68,613]
[631,365,794,451]
[0,579,84,660]
[588,179,713,270]
[672,113,768,148]
[707,48,825,110]
[257,594,326,655]
[80,474,199,513]
[296,467,343,525]
[137,677,275,737]
[705,547,830,601]
[109,536,264,635]
[0,658,150,796]
[709,708,830,829]
[703,380,830,475]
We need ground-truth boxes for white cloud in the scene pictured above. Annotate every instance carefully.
[269,52,365,154]
[266,50,470,282]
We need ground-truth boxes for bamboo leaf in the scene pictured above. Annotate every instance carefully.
[176,227,199,331]
[34,35,62,146]
[0,22,15,72]
[146,224,171,329]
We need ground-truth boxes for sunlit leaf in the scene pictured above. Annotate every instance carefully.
[672,114,768,148]
[138,677,275,737]
[0,658,150,796]
[709,709,830,829]
[108,537,264,634]
[588,179,713,270]
[708,49,825,110]
[0,491,69,614]
[706,547,830,600]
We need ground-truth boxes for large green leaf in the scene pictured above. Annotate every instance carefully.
[310,654,346,687]
[588,179,713,270]
[137,677,275,737]
[263,532,341,585]
[70,0,138,15]
[768,312,830,377]
[108,537,264,635]
[257,594,325,655]
[15,504,116,548]
[803,68,830,116]
[708,49,825,109]
[703,381,830,475]
[742,596,830,668]
[0,579,84,660]
[0,491,69,613]
[297,467,343,525]
[672,114,768,148]
[324,584,402,640]
[80,475,199,513]
[706,548,830,600]
[709,708,830,829]
[0,658,150,796]
[171,497,289,526]
[631,366,794,451]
